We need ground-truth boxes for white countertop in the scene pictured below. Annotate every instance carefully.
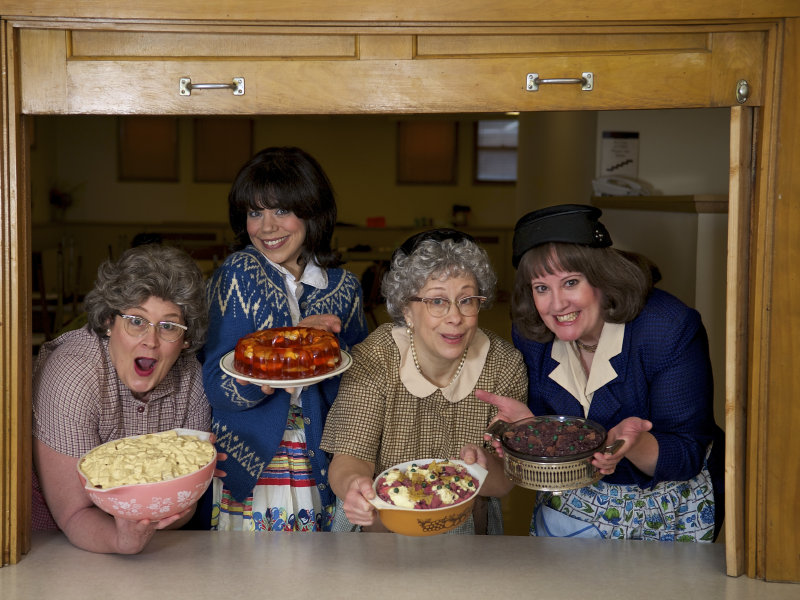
[1,532,797,599]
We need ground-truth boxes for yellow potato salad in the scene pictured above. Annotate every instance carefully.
[79,430,215,489]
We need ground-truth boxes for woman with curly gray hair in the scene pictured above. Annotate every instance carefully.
[321,229,528,535]
[32,244,211,554]
[84,243,208,354]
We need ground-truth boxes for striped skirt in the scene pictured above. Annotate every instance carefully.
[211,403,334,532]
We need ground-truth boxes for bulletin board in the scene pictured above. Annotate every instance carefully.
[396,120,458,184]
[118,116,179,181]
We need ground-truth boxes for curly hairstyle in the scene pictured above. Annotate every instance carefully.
[227,146,341,268]
[511,242,655,342]
[84,244,208,354]
[382,233,497,325]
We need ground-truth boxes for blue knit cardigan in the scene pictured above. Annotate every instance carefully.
[201,245,368,504]
[512,288,724,505]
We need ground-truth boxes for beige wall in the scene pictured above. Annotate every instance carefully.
[596,109,730,195]
[31,109,729,296]
[592,109,730,428]
[31,110,730,422]
[34,109,729,225]
[32,114,518,229]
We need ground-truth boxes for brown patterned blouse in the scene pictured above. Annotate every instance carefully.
[321,323,527,475]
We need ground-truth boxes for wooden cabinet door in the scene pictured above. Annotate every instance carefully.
[20,26,767,115]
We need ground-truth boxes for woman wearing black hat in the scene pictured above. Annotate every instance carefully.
[480,204,724,542]
[321,229,527,534]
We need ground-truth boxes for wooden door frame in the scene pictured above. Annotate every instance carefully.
[758,17,800,581]
[0,8,798,581]
[0,19,32,567]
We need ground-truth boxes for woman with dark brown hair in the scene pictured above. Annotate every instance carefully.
[481,204,724,542]
[202,146,368,532]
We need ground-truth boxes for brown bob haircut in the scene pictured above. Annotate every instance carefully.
[511,242,657,343]
[227,146,341,269]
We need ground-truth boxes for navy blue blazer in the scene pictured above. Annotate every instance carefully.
[512,288,724,497]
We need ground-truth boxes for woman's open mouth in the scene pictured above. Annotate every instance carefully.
[134,357,157,376]
[440,332,465,345]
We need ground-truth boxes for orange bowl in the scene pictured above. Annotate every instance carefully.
[370,459,487,536]
[77,428,216,522]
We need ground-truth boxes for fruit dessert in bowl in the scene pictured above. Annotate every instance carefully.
[369,458,487,536]
[486,416,623,493]
[77,428,216,522]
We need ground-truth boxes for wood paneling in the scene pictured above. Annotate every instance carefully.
[70,31,358,58]
[2,0,800,22]
[725,106,753,577]
[764,17,800,582]
[416,32,713,56]
[0,19,32,566]
[19,28,766,115]
[745,19,781,580]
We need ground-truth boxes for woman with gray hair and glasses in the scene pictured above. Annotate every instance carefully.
[32,243,211,554]
[321,229,528,534]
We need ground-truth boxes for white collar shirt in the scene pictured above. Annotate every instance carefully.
[548,322,625,417]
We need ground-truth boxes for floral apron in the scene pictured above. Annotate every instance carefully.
[531,446,716,542]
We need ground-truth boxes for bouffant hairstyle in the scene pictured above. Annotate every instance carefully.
[511,242,656,342]
[84,244,208,354]
[382,231,497,326]
[227,146,341,268]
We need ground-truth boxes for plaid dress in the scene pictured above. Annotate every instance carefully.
[321,324,528,534]
[32,326,210,530]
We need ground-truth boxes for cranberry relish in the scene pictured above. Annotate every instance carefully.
[502,418,603,457]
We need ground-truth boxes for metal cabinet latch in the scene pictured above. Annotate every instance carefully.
[736,79,750,104]
[527,73,593,91]
[179,77,245,96]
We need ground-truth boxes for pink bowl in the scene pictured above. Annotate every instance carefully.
[77,428,216,522]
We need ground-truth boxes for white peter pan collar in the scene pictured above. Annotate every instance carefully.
[391,325,490,402]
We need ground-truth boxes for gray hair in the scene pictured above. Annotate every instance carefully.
[382,237,497,325]
[84,244,208,354]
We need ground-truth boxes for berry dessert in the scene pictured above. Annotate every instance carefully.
[233,326,341,380]
[502,417,603,457]
[375,460,478,509]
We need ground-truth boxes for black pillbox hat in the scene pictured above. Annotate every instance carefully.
[512,204,612,267]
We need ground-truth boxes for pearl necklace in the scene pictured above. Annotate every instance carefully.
[408,328,468,388]
[575,339,598,353]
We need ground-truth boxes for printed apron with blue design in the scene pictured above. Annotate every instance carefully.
[531,448,716,542]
